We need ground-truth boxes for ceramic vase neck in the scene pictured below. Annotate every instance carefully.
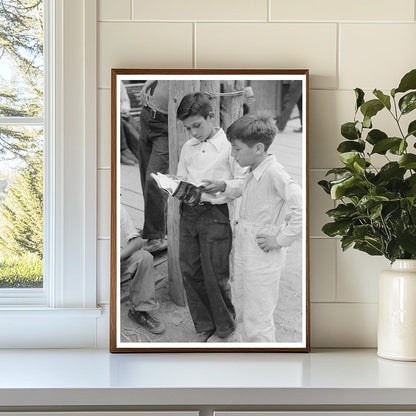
[391,259,416,271]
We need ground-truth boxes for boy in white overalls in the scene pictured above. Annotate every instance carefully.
[204,112,302,342]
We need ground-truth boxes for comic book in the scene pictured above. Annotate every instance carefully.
[151,172,204,205]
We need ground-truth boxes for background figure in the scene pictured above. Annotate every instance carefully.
[139,80,169,252]
[120,82,139,165]
[120,205,165,334]
[294,95,302,133]
[276,80,302,132]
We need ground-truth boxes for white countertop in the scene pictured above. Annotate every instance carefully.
[0,349,416,408]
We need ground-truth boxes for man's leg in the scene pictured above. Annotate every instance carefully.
[141,111,169,241]
[127,250,159,312]
[122,250,165,334]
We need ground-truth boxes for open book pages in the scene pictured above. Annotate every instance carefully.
[151,172,204,205]
[150,172,182,196]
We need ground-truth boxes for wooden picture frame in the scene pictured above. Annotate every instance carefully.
[110,69,310,352]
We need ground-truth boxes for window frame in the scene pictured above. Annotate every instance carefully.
[0,0,100,348]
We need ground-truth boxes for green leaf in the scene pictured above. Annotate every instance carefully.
[366,129,387,145]
[322,221,351,237]
[339,152,360,167]
[399,92,416,115]
[395,69,416,94]
[341,122,360,140]
[369,203,383,219]
[407,120,416,138]
[353,158,366,174]
[337,140,365,153]
[352,225,374,240]
[326,203,357,220]
[363,115,372,129]
[357,195,389,212]
[341,235,355,251]
[399,154,416,169]
[354,241,383,256]
[386,240,403,263]
[397,227,416,255]
[360,99,384,119]
[377,162,406,182]
[355,88,365,110]
[330,175,367,200]
[318,180,331,194]
[325,167,351,176]
[371,137,402,154]
[389,139,408,155]
[373,89,391,110]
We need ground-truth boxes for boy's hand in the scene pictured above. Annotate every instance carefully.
[256,234,282,253]
[200,179,226,193]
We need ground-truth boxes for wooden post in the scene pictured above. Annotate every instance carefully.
[220,80,245,131]
[200,81,220,127]
[251,80,278,114]
[167,80,200,306]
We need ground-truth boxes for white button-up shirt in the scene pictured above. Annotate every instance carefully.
[177,128,246,204]
[224,154,303,247]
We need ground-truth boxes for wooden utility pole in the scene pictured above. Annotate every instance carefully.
[167,80,199,306]
[221,80,245,131]
[200,81,220,127]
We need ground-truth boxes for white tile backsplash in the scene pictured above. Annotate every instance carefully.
[311,303,378,347]
[196,23,338,89]
[132,0,268,21]
[310,239,337,302]
[99,0,131,21]
[96,2,416,347]
[271,0,415,22]
[98,22,193,89]
[340,24,416,90]
[336,245,390,303]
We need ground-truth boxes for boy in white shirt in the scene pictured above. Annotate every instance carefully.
[204,112,303,342]
[176,92,245,342]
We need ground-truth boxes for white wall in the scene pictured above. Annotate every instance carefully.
[96,0,416,348]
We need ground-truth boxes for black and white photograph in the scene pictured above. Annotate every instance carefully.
[110,69,309,352]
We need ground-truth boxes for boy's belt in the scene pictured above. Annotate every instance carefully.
[144,105,167,121]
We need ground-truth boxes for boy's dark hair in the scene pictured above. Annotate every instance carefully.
[226,111,277,151]
[176,92,213,121]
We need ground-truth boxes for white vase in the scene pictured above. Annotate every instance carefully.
[378,259,416,361]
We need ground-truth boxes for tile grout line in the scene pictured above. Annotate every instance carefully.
[336,22,340,90]
[268,0,271,22]
[333,227,338,302]
[130,0,133,20]
[193,22,197,69]
[98,19,415,24]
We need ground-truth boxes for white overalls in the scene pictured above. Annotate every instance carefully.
[225,155,303,343]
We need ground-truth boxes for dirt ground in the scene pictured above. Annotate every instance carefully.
[120,234,302,344]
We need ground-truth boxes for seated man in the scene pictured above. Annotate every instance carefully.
[120,205,165,334]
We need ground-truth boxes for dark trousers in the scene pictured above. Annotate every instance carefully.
[138,106,169,240]
[179,203,236,337]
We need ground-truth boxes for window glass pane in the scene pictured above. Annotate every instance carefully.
[0,126,43,288]
[0,0,44,117]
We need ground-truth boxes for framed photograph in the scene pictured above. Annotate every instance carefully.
[110,69,310,352]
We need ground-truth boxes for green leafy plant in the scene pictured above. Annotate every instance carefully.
[319,69,416,262]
